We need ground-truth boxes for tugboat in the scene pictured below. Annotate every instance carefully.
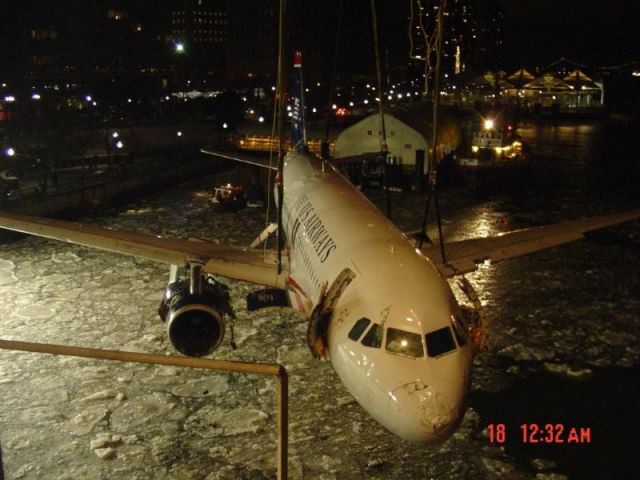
[212,183,247,210]
[456,119,530,190]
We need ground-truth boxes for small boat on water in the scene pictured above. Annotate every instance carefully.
[212,183,248,210]
[456,121,530,190]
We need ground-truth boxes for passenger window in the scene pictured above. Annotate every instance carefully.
[426,327,456,357]
[348,317,371,341]
[361,323,383,348]
[386,328,424,358]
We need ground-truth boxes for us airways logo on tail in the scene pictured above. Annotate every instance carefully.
[290,51,307,151]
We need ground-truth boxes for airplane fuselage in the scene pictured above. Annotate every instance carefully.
[280,150,473,443]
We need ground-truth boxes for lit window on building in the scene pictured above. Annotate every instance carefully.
[31,29,57,40]
[107,9,124,20]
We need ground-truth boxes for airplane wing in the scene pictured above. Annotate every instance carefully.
[200,148,278,170]
[0,211,288,288]
[418,210,640,278]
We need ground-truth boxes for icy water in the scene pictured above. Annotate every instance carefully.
[0,118,639,479]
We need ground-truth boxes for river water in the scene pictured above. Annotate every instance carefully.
[0,117,638,479]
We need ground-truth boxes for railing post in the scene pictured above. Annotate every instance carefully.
[276,366,288,479]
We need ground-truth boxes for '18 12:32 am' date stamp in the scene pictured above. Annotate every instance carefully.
[488,423,592,444]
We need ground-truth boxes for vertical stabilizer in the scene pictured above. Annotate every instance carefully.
[291,51,307,151]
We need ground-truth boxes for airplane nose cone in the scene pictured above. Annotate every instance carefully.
[389,380,466,443]
[419,390,460,434]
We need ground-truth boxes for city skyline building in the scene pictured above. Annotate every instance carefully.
[407,0,505,89]
[169,0,230,84]
[0,0,280,90]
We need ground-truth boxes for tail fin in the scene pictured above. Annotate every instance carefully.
[290,51,307,151]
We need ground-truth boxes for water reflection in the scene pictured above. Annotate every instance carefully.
[519,118,640,204]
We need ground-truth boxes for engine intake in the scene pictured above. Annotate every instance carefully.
[159,277,233,357]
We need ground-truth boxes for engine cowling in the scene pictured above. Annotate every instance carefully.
[158,278,229,357]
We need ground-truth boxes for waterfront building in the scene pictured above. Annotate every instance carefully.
[446,68,603,113]
[333,102,461,172]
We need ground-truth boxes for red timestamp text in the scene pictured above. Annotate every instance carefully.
[487,423,592,444]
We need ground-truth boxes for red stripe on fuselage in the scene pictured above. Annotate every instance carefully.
[287,275,309,312]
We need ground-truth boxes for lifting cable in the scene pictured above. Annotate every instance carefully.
[265,1,288,256]
[417,0,446,266]
[412,1,488,352]
[274,0,287,274]
[408,0,437,95]
[371,0,392,219]
[322,0,344,160]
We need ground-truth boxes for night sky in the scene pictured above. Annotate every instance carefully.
[496,0,640,68]
[288,0,639,79]
[0,1,637,83]
[287,1,408,79]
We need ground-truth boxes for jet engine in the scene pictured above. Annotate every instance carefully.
[158,274,234,357]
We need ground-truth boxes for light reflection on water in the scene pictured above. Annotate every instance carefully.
[518,122,599,162]
[375,117,640,236]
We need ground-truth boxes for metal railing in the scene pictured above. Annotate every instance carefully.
[0,156,176,203]
[235,134,335,156]
[0,339,288,479]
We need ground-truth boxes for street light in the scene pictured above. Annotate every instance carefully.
[5,147,15,156]
[175,42,185,54]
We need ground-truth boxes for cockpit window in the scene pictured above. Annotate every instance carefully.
[361,323,383,348]
[348,317,371,341]
[385,328,424,358]
[426,327,457,357]
[450,314,468,347]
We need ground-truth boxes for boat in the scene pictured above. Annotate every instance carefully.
[211,183,247,210]
[456,121,530,190]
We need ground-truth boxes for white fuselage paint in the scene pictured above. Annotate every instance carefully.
[279,150,473,443]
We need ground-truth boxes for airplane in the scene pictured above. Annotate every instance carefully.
[0,52,638,444]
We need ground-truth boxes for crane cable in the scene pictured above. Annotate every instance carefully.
[408,0,437,95]
[322,0,344,161]
[413,1,487,350]
[274,0,287,274]
[265,0,288,251]
[417,0,446,266]
[371,0,392,219]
